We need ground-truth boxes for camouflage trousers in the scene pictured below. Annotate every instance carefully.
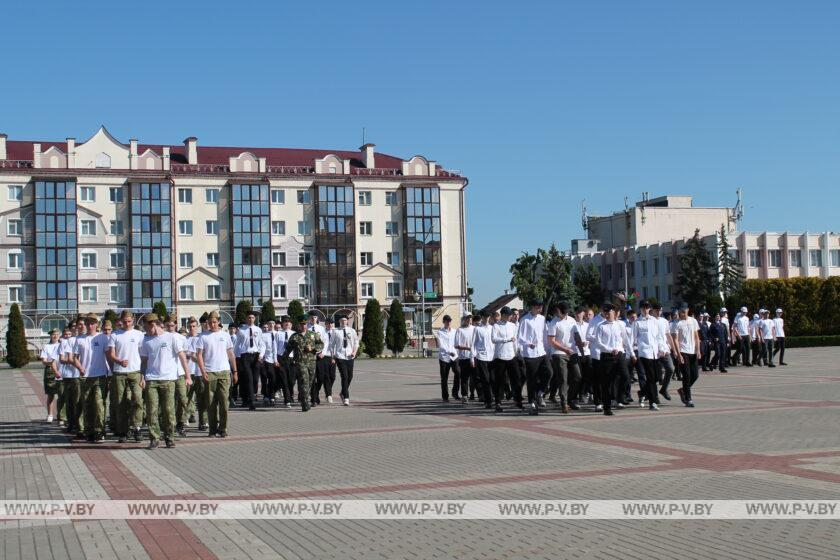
[82,376,108,436]
[298,360,315,406]
[110,372,144,436]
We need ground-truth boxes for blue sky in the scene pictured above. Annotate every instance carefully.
[3,1,838,305]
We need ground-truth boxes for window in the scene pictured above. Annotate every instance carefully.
[7,250,23,270]
[358,191,372,205]
[273,283,287,300]
[206,220,219,235]
[271,189,285,204]
[298,252,312,267]
[109,250,125,269]
[653,258,659,275]
[178,220,193,235]
[178,188,193,204]
[109,187,124,203]
[385,191,397,206]
[81,285,97,302]
[360,252,373,266]
[296,189,310,204]
[8,286,22,303]
[179,284,194,301]
[667,285,673,301]
[272,251,286,267]
[7,219,22,236]
[655,286,660,301]
[728,249,741,263]
[628,261,635,278]
[207,284,221,300]
[297,221,311,235]
[109,284,125,304]
[665,256,672,274]
[789,249,802,268]
[272,221,286,235]
[79,186,95,202]
[298,283,312,299]
[179,253,194,268]
[768,249,781,268]
[831,249,840,267]
[748,249,762,268]
[109,220,124,236]
[642,286,649,298]
[607,265,612,280]
[80,251,97,269]
[361,282,374,298]
[359,221,372,236]
[619,264,624,278]
[387,251,400,267]
[206,253,219,267]
[386,221,399,236]
[80,219,96,236]
[8,185,22,201]
[641,260,647,277]
[387,281,401,298]
[205,188,220,203]
[809,249,822,267]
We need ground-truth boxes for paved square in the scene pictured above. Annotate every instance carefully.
[2,348,840,559]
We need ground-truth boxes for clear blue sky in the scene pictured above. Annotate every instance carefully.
[3,1,838,306]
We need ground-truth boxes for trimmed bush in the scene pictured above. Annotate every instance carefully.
[731,277,840,336]
[386,299,409,355]
[785,335,840,348]
[361,299,385,358]
[5,303,30,368]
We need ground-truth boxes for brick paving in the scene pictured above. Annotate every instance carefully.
[1,348,839,559]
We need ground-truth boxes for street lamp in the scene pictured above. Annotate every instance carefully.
[418,222,434,357]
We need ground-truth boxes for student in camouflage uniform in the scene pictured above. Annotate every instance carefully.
[282,315,323,412]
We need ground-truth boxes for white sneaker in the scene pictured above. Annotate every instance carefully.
[327,396,333,404]
[46,414,53,423]
[595,404,604,411]
[649,403,659,411]
[343,398,350,406]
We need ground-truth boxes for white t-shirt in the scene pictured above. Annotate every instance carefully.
[673,317,699,354]
[187,336,201,375]
[73,333,111,377]
[169,332,187,377]
[140,332,184,381]
[571,321,590,356]
[773,317,785,338]
[59,337,79,379]
[547,316,575,357]
[40,342,60,363]
[759,319,775,340]
[197,330,234,372]
[107,329,144,373]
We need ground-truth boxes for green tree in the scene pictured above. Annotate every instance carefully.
[509,244,577,310]
[716,224,744,304]
[234,300,252,325]
[5,303,30,368]
[676,229,717,307]
[102,308,118,326]
[260,300,276,324]
[573,263,604,308]
[287,299,305,322]
[385,299,409,356]
[361,298,385,358]
[152,301,168,320]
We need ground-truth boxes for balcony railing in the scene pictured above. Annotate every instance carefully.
[0,160,34,169]
[266,165,315,174]
[352,167,402,176]
[170,163,231,173]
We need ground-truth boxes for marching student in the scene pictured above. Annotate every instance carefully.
[283,315,323,412]
[750,313,762,366]
[274,315,295,407]
[313,318,337,404]
[106,310,145,443]
[471,311,495,409]
[261,321,278,407]
[165,316,190,436]
[773,309,787,365]
[228,323,239,408]
[306,311,330,406]
[139,313,191,449]
[651,303,677,402]
[71,315,111,443]
[759,309,777,367]
[593,303,633,416]
[586,304,606,410]
[517,300,552,415]
[492,307,521,412]
[235,311,263,410]
[632,300,661,411]
[185,317,208,430]
[469,314,484,399]
[699,313,711,372]
[733,307,752,367]
[435,315,460,402]
[329,314,359,406]
[454,315,476,402]
[673,306,701,407]
[546,302,578,413]
[571,306,592,408]
[709,313,729,373]
[59,321,84,435]
[40,329,62,424]
[196,311,238,437]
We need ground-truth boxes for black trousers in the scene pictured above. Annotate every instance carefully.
[261,361,277,400]
[762,339,774,366]
[457,359,475,399]
[597,353,623,412]
[439,360,460,400]
[474,359,494,405]
[523,355,552,404]
[680,353,699,401]
[773,337,785,363]
[311,357,332,402]
[752,339,762,365]
[336,358,355,399]
[550,354,581,406]
[493,359,521,406]
[237,353,259,406]
[700,340,711,370]
[276,359,292,404]
[638,357,660,403]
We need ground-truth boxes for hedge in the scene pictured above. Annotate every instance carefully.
[728,277,840,336]
[784,335,840,348]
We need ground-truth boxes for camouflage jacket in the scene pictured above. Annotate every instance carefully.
[283,330,323,365]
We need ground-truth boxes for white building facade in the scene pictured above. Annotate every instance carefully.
[0,128,469,344]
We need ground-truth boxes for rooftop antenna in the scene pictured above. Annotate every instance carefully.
[581,199,588,232]
[734,188,744,230]
[640,191,648,224]
[361,127,366,145]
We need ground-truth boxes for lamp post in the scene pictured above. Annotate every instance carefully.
[418,222,434,357]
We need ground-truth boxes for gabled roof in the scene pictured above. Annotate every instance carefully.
[480,293,520,313]
[358,262,402,276]
[177,266,223,283]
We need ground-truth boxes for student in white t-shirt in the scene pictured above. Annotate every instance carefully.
[196,311,238,438]
[165,315,191,437]
[772,308,788,366]
[140,313,191,449]
[40,329,62,424]
[71,315,112,443]
[672,306,701,408]
[60,321,84,435]
[758,309,777,367]
[186,317,208,430]
[106,310,145,443]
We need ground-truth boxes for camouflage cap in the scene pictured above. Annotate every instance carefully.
[145,313,161,323]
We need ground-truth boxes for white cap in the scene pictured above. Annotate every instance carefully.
[720,307,727,313]
[740,306,748,313]
[753,314,760,320]
[776,308,783,314]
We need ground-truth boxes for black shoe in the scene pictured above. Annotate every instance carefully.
[118,436,127,443]
[149,440,159,449]
[208,429,217,437]
[515,402,524,410]
[133,428,142,442]
[484,403,493,409]
[604,409,614,416]
[659,388,671,401]
[768,364,776,368]
[94,433,105,444]
[248,405,256,411]
[468,396,476,401]
[495,405,503,413]
[198,423,208,431]
[164,438,175,448]
[178,427,187,437]
[442,397,450,402]
[720,369,728,373]
[302,404,311,412]
[188,414,196,424]
[780,362,788,366]
[219,431,228,438]
[569,402,580,411]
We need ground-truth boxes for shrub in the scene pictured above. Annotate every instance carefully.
[361,299,385,358]
[5,304,30,368]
